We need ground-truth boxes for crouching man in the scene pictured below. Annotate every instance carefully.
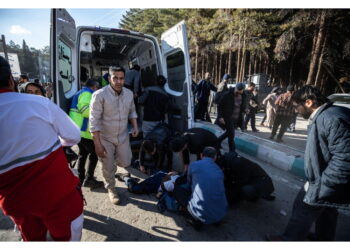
[173,147,228,230]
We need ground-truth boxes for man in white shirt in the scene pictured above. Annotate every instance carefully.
[90,66,139,205]
[0,56,83,241]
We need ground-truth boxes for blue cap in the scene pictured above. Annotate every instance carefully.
[236,82,245,90]
[222,74,231,80]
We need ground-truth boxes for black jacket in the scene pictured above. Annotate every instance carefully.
[303,103,350,211]
[218,152,274,195]
[217,87,247,122]
[194,79,217,103]
[182,127,219,165]
[139,86,169,122]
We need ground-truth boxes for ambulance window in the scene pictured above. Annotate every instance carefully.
[58,39,73,95]
[166,50,185,92]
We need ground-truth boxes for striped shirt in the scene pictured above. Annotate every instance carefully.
[275,92,295,117]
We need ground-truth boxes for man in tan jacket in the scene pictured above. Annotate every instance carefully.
[90,66,139,205]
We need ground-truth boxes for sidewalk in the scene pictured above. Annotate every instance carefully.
[196,112,308,179]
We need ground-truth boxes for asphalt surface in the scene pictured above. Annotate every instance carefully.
[1,149,349,241]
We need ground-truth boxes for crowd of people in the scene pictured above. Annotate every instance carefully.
[1,55,349,241]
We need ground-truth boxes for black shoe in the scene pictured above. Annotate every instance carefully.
[252,129,259,132]
[83,178,104,189]
[115,173,131,182]
[268,135,274,140]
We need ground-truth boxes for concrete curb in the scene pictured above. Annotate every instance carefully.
[194,121,306,179]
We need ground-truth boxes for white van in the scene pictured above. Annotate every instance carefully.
[50,8,200,135]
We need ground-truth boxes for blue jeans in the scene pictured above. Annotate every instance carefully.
[282,187,338,241]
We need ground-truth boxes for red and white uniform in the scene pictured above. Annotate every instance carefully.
[0,91,83,241]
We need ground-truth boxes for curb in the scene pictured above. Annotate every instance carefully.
[194,121,306,179]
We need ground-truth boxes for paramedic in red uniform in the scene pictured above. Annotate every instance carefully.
[0,56,84,241]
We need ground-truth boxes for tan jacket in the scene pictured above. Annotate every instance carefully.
[90,85,137,144]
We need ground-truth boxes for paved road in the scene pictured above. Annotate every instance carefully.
[1,150,349,241]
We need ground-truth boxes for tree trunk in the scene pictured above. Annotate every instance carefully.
[253,54,257,74]
[218,51,223,82]
[195,45,199,82]
[201,52,205,79]
[248,52,252,77]
[236,35,242,82]
[240,30,247,82]
[228,50,232,75]
[306,10,327,85]
[315,33,327,87]
[289,54,295,85]
[258,54,262,73]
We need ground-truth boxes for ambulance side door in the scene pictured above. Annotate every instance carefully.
[161,21,193,133]
[50,8,78,113]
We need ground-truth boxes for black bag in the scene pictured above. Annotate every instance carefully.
[63,147,78,168]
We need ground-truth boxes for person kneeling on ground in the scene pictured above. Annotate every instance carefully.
[172,147,228,230]
[138,123,173,174]
[169,127,220,172]
[217,152,275,205]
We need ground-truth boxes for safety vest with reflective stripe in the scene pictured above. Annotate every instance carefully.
[69,87,94,140]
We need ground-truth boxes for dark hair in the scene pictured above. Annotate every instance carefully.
[25,82,46,96]
[0,56,12,88]
[85,79,99,88]
[169,136,188,152]
[157,75,167,87]
[109,66,125,75]
[133,64,141,71]
[248,82,256,88]
[20,74,29,81]
[291,85,328,107]
[142,140,155,154]
[202,146,217,159]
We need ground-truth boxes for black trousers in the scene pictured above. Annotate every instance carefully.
[77,138,98,183]
[195,101,209,121]
[244,110,257,130]
[217,118,236,152]
[282,187,338,241]
[271,115,292,139]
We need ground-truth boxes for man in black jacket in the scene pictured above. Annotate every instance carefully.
[217,152,274,205]
[216,83,246,152]
[194,72,217,121]
[139,75,169,137]
[267,86,350,241]
[169,127,219,172]
[244,83,259,132]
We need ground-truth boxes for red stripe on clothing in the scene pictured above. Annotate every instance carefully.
[0,147,79,216]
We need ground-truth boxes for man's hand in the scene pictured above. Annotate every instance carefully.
[219,118,225,125]
[95,143,107,158]
[131,127,139,137]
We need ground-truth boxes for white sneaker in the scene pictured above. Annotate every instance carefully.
[108,188,120,205]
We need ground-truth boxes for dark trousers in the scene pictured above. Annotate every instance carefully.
[282,187,338,241]
[271,115,292,139]
[217,118,236,152]
[244,111,257,130]
[77,138,98,183]
[195,101,209,121]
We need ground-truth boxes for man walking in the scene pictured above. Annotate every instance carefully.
[0,56,84,241]
[194,72,217,121]
[69,79,104,188]
[269,85,295,142]
[90,66,139,205]
[216,83,246,152]
[267,85,350,241]
[244,82,259,132]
